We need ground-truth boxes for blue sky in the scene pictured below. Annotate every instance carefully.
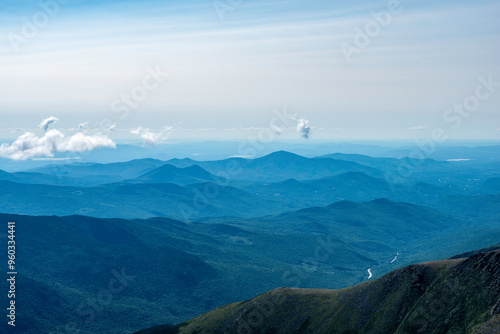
[0,0,499,142]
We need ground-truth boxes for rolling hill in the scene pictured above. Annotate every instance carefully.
[240,171,437,207]
[0,169,86,186]
[319,152,447,170]
[0,179,292,219]
[26,158,167,185]
[133,164,222,185]
[484,178,500,192]
[319,152,500,188]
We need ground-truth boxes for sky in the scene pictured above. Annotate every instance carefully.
[0,0,499,151]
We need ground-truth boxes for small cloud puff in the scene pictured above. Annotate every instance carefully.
[78,122,89,130]
[271,123,282,135]
[131,126,172,147]
[295,118,311,139]
[39,116,59,132]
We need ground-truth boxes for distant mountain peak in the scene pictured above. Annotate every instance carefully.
[136,164,217,185]
[259,151,305,160]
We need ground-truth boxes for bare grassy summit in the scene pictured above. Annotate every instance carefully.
[136,247,500,334]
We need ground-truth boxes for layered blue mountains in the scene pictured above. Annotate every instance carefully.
[1,145,499,333]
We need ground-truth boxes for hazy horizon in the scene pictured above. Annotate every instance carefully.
[1,0,499,150]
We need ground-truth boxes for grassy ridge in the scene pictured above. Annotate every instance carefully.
[136,248,500,334]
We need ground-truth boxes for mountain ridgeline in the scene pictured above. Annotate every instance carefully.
[136,247,500,334]
[0,151,499,220]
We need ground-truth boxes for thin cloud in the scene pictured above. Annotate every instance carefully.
[7,128,25,133]
[271,123,282,135]
[241,127,268,131]
[408,126,427,131]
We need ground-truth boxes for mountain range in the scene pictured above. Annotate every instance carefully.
[6,197,500,333]
[0,151,499,220]
[1,148,499,333]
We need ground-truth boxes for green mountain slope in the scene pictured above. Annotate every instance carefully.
[3,205,500,333]
[136,248,500,334]
[0,179,290,219]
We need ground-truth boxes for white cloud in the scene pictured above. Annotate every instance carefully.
[295,118,311,139]
[242,127,266,131]
[7,128,25,133]
[271,123,282,135]
[0,129,116,161]
[408,126,427,131]
[39,116,59,132]
[78,121,89,130]
[131,126,172,146]
[495,127,500,131]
